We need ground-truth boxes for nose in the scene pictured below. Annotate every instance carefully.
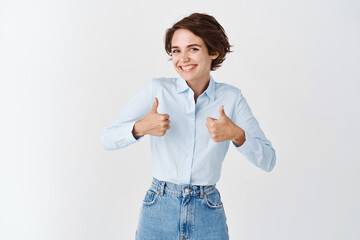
[180,52,190,62]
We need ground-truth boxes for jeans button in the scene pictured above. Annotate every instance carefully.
[184,188,189,193]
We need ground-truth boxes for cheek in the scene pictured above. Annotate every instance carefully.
[197,54,212,65]
[201,57,213,69]
[172,57,178,66]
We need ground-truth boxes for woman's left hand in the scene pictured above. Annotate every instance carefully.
[206,106,246,146]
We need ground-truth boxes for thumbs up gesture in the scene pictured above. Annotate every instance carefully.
[206,105,245,144]
[132,98,170,138]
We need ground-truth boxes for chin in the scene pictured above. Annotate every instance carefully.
[176,70,198,82]
[178,74,195,82]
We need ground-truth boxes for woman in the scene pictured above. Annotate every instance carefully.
[101,13,276,240]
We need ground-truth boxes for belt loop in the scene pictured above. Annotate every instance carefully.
[160,181,166,196]
[200,186,204,198]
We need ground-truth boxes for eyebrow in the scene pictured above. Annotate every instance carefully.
[171,44,202,49]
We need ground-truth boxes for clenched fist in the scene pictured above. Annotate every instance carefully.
[206,105,246,146]
[132,98,170,138]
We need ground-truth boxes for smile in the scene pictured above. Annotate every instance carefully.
[180,64,197,72]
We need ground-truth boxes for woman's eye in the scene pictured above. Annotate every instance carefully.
[172,49,179,54]
[191,48,199,52]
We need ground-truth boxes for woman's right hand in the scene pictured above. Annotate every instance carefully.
[132,98,170,138]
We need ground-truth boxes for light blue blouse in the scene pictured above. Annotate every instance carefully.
[101,75,276,185]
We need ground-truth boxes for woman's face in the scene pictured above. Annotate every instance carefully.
[171,29,218,84]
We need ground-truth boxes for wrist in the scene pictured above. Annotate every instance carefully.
[132,120,145,139]
[231,124,246,146]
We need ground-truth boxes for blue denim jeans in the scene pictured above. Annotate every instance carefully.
[136,178,229,240]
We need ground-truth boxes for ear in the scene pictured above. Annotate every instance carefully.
[210,52,219,60]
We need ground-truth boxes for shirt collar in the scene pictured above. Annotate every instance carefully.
[176,75,216,102]
[176,76,189,93]
[204,75,216,102]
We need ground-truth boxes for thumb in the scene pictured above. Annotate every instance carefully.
[206,117,217,122]
[219,105,227,118]
[150,97,159,113]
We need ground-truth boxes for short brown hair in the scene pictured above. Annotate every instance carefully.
[165,13,232,71]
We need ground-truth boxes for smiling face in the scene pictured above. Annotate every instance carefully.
[171,29,218,85]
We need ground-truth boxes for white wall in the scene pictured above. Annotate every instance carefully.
[1,0,359,239]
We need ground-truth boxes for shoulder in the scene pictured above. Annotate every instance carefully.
[215,81,243,99]
[151,77,177,89]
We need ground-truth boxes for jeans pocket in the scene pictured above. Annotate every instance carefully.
[142,189,159,207]
[203,188,223,209]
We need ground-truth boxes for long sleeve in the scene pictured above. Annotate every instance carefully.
[232,92,276,172]
[101,79,153,150]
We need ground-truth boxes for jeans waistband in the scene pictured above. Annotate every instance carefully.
[150,178,216,198]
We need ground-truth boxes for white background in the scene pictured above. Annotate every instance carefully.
[1,0,359,239]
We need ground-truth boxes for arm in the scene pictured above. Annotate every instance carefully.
[232,93,276,172]
[100,80,153,150]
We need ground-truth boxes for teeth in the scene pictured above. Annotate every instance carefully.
[181,65,196,70]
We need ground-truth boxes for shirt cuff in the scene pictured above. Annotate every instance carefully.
[127,120,144,143]
[232,130,257,153]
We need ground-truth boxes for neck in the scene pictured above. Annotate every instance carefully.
[186,76,210,103]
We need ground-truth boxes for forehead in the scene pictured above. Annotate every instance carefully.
[171,29,205,46]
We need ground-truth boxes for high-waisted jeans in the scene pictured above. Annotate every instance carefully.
[135,178,229,240]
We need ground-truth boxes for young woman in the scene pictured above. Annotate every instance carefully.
[101,13,276,240]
